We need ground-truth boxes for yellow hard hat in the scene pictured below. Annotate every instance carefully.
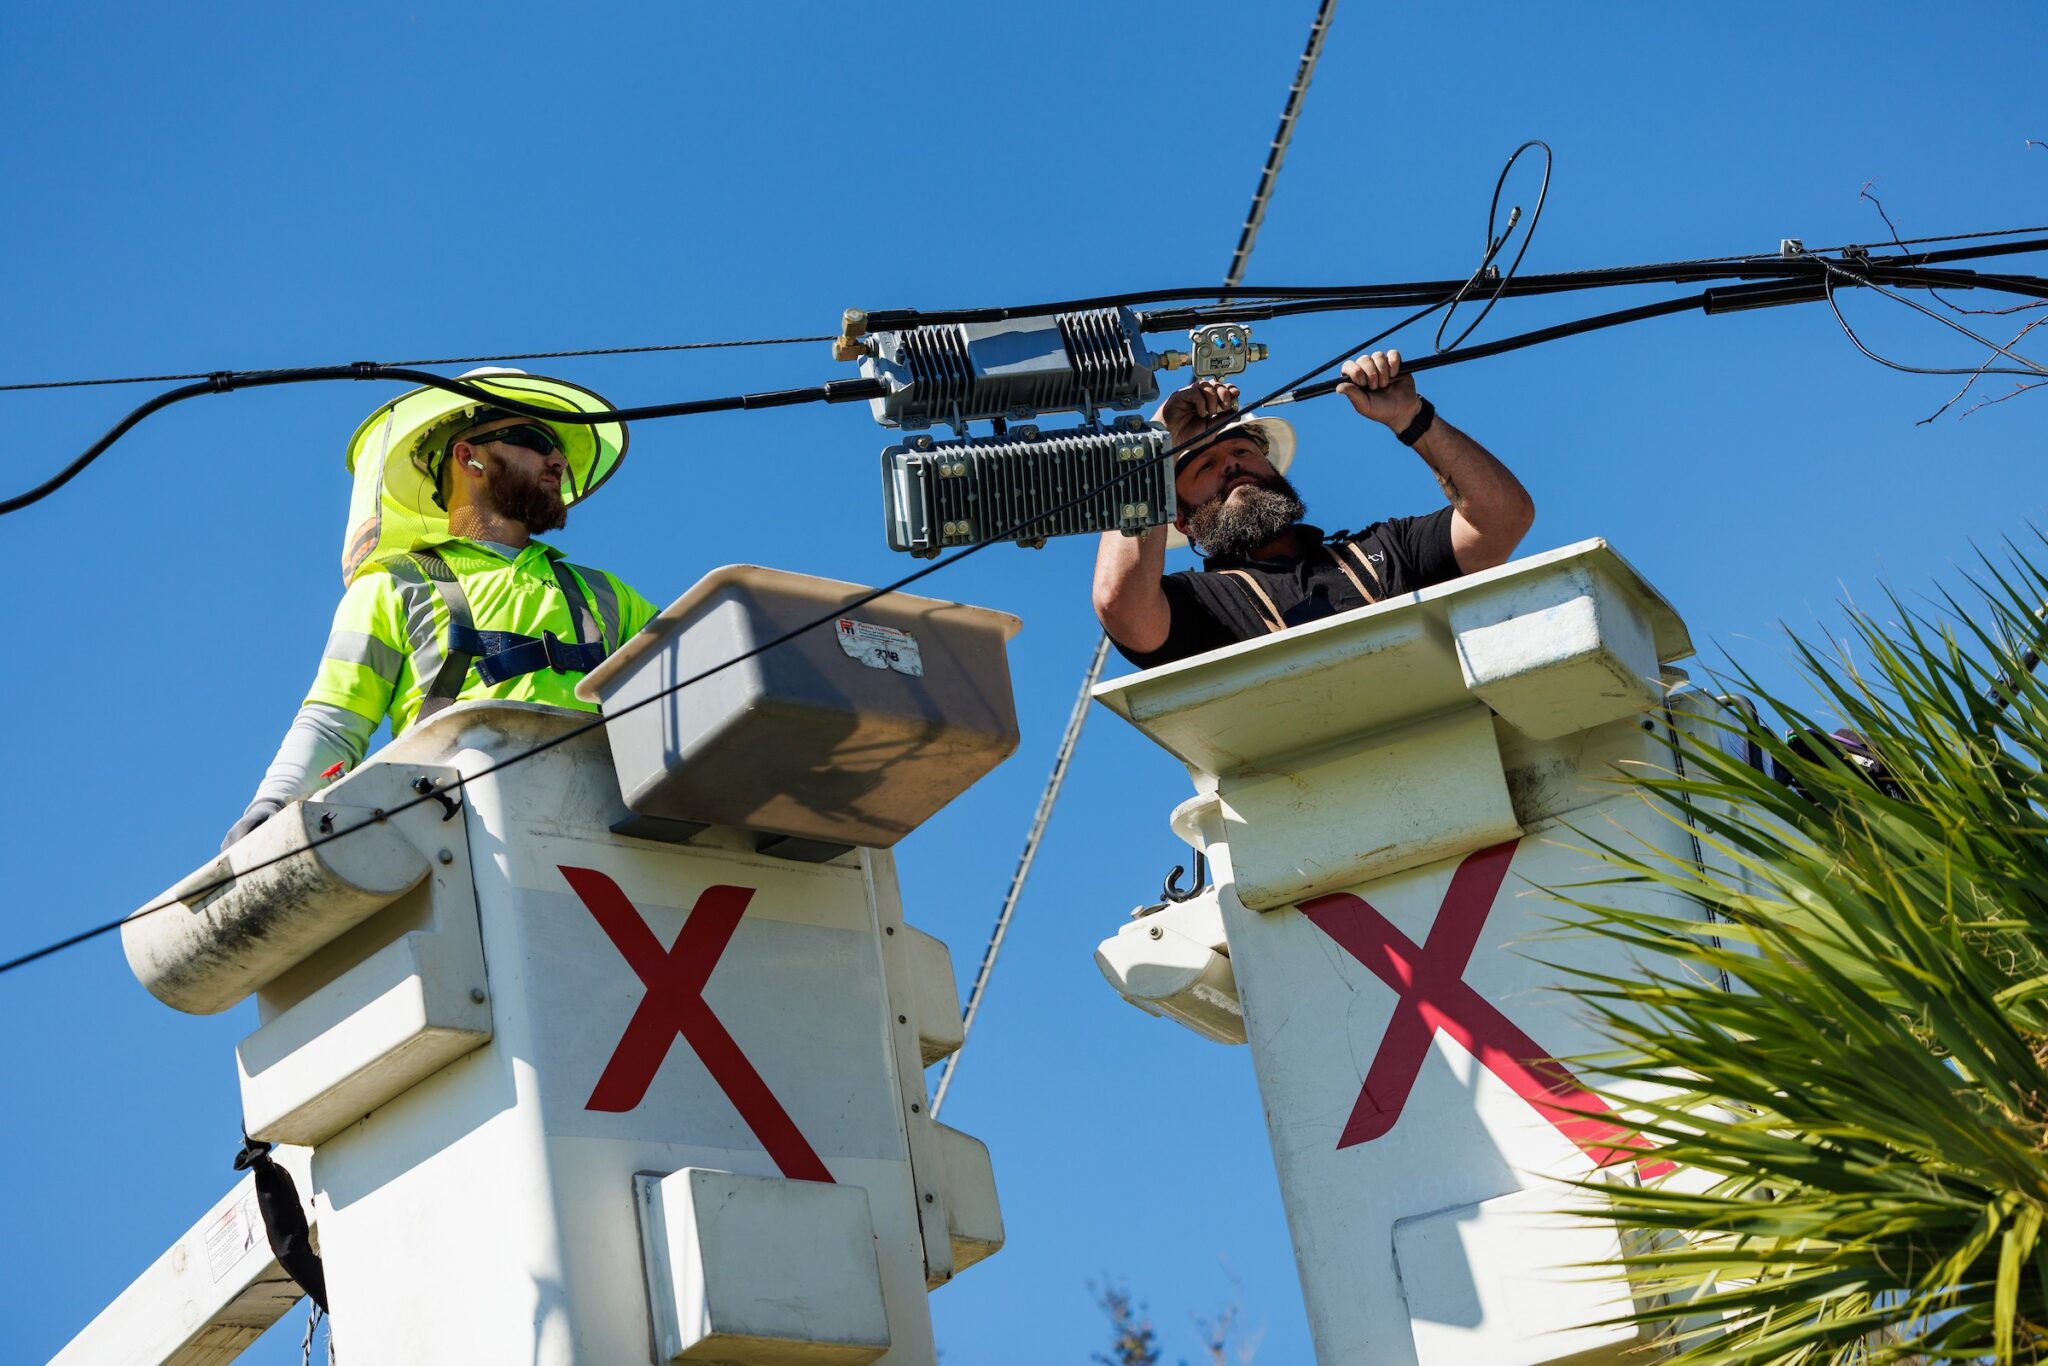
[339,367,628,583]
[1163,412,1296,551]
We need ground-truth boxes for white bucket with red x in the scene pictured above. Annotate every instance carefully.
[282,701,997,1364]
[1095,540,1745,1366]
[91,572,1015,1366]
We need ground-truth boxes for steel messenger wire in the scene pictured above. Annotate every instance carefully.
[0,291,1460,981]
[935,0,1341,1119]
[11,249,2048,975]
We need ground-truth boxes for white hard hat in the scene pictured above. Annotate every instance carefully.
[1164,413,1297,551]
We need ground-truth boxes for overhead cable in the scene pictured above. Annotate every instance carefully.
[1806,251,2048,378]
[17,248,2048,978]
[0,334,835,394]
[16,226,2048,974]
[1264,270,2048,406]
[0,366,885,517]
[14,244,2046,521]
[0,287,1457,981]
[862,231,2048,331]
[1435,140,1552,353]
[1141,238,2048,331]
[11,235,2042,399]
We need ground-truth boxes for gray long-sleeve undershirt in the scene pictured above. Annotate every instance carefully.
[237,701,380,818]
[233,542,526,826]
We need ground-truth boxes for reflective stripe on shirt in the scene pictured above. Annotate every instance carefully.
[303,535,659,735]
[321,628,405,677]
[568,563,622,648]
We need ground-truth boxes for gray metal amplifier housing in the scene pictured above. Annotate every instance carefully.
[861,307,1160,431]
[881,422,1175,558]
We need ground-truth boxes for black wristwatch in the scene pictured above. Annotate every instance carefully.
[1396,396,1436,447]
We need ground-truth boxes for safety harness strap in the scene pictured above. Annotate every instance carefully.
[394,547,610,720]
[403,550,482,719]
[566,562,621,648]
[463,629,607,684]
[551,560,602,648]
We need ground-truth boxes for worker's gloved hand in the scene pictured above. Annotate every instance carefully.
[221,798,284,852]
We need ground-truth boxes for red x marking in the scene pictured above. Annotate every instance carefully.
[1299,841,1670,1177]
[561,865,832,1184]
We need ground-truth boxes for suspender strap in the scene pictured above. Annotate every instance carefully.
[1216,569,1287,635]
[1328,540,1383,605]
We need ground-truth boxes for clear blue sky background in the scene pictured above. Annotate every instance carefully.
[4,4,2044,1362]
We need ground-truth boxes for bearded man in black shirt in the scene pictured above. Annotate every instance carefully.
[1092,349,1536,670]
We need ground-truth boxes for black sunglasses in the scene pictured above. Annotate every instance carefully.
[464,423,563,457]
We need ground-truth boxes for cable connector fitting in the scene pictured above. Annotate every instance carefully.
[833,308,873,362]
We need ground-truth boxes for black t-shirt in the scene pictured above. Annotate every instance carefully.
[1111,511,1461,670]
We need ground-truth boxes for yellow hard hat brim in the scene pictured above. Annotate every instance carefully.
[340,369,627,583]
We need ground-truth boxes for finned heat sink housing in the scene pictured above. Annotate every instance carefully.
[861,307,1160,431]
[881,422,1174,557]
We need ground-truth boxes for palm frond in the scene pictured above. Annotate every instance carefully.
[1560,544,2048,1364]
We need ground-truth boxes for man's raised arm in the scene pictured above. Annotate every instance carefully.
[1091,378,1241,654]
[1092,523,1173,655]
[1337,350,1535,573]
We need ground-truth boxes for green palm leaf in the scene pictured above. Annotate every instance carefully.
[1561,543,2048,1364]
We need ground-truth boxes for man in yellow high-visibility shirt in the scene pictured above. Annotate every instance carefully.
[222,368,658,848]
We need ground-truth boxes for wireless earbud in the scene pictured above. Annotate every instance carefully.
[466,459,484,472]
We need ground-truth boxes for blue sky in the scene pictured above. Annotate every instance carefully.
[4,3,2044,1362]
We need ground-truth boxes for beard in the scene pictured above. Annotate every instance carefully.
[1184,472,1306,559]
[482,451,568,533]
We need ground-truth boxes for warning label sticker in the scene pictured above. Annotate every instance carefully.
[205,1187,265,1282]
[835,618,924,676]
